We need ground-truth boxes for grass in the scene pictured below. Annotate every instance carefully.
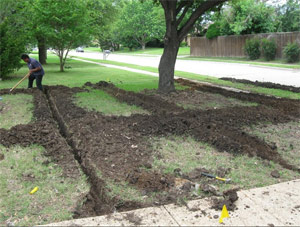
[244,121,300,167]
[73,56,300,100]
[183,56,300,69]
[74,89,149,116]
[85,47,190,56]
[0,55,159,92]
[0,94,34,129]
[0,145,89,226]
[151,136,300,193]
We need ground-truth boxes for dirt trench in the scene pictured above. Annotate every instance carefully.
[1,80,300,219]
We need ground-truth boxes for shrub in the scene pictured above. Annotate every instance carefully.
[0,20,26,79]
[261,38,277,61]
[180,41,188,47]
[206,23,220,40]
[283,42,300,63]
[245,38,261,60]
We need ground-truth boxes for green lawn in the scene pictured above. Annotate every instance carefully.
[0,94,34,129]
[184,56,300,69]
[0,55,159,92]
[72,56,300,100]
[84,47,190,56]
[0,145,88,226]
[74,89,149,116]
[151,136,300,193]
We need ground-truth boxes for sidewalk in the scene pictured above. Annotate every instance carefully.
[45,179,300,226]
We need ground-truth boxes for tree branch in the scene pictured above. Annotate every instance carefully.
[176,0,189,15]
[178,0,228,41]
[176,1,193,27]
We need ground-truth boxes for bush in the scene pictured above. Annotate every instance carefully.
[180,41,188,47]
[245,38,261,60]
[206,23,220,40]
[261,38,277,61]
[0,20,26,79]
[283,42,300,63]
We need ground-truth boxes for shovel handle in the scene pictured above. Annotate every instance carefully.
[10,73,30,93]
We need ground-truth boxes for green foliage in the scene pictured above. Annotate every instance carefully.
[87,0,120,51]
[275,0,300,32]
[261,39,277,61]
[179,42,188,47]
[33,0,93,71]
[206,23,221,39]
[245,38,261,60]
[214,0,276,35]
[283,42,300,63]
[115,0,165,50]
[0,0,32,79]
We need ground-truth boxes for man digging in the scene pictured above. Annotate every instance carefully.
[21,54,45,91]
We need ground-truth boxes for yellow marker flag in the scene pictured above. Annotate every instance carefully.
[30,187,38,195]
[219,204,230,223]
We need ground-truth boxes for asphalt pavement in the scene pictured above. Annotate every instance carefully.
[70,51,300,87]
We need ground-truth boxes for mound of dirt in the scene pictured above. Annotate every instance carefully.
[126,169,174,193]
[212,188,239,211]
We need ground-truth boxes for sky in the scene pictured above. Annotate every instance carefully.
[265,0,288,6]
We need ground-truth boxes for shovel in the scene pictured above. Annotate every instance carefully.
[9,73,30,93]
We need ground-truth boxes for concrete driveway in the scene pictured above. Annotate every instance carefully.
[70,51,300,87]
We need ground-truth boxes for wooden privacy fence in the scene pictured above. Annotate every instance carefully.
[190,32,300,59]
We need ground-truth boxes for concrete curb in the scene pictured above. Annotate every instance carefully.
[44,179,300,226]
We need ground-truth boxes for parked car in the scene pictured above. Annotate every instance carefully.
[76,47,84,52]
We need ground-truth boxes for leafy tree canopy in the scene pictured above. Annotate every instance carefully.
[275,0,300,32]
[214,0,277,35]
[33,0,93,71]
[116,0,165,50]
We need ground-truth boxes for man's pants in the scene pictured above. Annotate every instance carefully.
[28,74,43,91]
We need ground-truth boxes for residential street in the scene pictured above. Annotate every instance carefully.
[70,51,300,87]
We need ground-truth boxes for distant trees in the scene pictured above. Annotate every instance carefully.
[275,0,300,32]
[200,0,300,37]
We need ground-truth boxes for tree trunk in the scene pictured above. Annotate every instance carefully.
[37,36,47,64]
[158,1,179,93]
[158,38,179,93]
[59,53,64,72]
[142,43,146,50]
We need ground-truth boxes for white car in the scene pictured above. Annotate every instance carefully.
[76,47,84,52]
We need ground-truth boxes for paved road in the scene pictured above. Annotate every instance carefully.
[70,51,300,87]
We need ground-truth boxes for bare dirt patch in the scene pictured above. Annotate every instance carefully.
[1,79,299,220]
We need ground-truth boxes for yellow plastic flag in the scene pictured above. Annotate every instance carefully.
[30,187,38,195]
[219,204,230,223]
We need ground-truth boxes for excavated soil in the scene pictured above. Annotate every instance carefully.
[0,79,300,217]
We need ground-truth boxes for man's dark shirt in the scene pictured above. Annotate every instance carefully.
[27,58,45,76]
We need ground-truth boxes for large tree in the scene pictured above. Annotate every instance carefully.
[158,0,228,93]
[34,0,93,72]
[275,0,300,32]
[212,0,277,36]
[118,0,165,50]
